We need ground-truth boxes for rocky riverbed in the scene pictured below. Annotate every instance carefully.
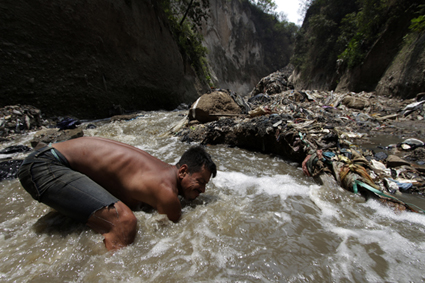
[2,71,425,213]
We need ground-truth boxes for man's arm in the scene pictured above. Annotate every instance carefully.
[156,190,181,223]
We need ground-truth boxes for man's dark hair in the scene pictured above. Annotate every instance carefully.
[176,146,217,177]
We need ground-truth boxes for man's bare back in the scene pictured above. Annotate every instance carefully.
[19,136,217,250]
[53,137,178,210]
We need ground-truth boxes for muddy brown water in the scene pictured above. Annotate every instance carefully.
[1,111,425,282]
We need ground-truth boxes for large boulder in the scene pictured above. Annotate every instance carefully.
[342,96,370,110]
[189,90,242,123]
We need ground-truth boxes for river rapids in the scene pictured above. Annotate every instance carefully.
[1,110,425,282]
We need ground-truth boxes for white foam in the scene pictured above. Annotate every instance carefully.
[309,186,341,219]
[5,111,425,282]
[139,237,174,260]
[363,199,425,227]
[213,171,314,200]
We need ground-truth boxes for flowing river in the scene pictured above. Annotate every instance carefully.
[1,110,425,282]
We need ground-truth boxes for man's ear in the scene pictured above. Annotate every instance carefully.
[178,164,188,178]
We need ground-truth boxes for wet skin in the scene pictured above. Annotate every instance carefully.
[52,137,212,250]
[178,166,211,200]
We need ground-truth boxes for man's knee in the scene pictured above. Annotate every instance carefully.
[119,209,137,244]
[111,202,137,245]
[88,201,137,248]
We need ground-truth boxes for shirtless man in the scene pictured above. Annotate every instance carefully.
[18,137,217,250]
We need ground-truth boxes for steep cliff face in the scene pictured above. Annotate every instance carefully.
[0,0,207,118]
[289,0,358,90]
[335,1,422,97]
[201,0,294,95]
[290,0,424,98]
[375,32,425,98]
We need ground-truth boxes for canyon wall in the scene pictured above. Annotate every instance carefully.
[202,0,295,95]
[0,0,207,118]
[290,0,424,98]
[0,0,295,118]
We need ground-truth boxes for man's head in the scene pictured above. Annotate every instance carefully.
[176,146,217,200]
[176,146,217,178]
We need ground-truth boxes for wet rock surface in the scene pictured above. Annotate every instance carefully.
[0,159,24,180]
[0,145,31,180]
[0,0,205,119]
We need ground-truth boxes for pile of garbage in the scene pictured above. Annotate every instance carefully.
[0,105,44,137]
[248,70,294,97]
[0,145,31,180]
[0,107,87,180]
[174,77,425,213]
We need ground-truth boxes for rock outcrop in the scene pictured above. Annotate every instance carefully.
[335,2,423,97]
[201,0,295,95]
[290,0,424,99]
[375,32,425,98]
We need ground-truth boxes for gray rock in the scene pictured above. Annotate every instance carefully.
[342,96,370,110]
[374,151,388,161]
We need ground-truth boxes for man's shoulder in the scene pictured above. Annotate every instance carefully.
[152,176,180,201]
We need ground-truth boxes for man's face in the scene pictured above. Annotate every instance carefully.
[180,166,212,200]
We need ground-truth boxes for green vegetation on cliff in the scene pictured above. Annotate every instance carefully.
[409,4,425,33]
[161,0,212,85]
[291,0,357,86]
[338,0,389,69]
[161,0,298,88]
[249,0,277,15]
[291,0,424,92]
[244,0,298,70]
[337,0,424,70]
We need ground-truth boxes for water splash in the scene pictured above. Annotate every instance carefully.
[1,110,425,282]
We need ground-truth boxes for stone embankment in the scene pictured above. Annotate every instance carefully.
[173,71,425,213]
